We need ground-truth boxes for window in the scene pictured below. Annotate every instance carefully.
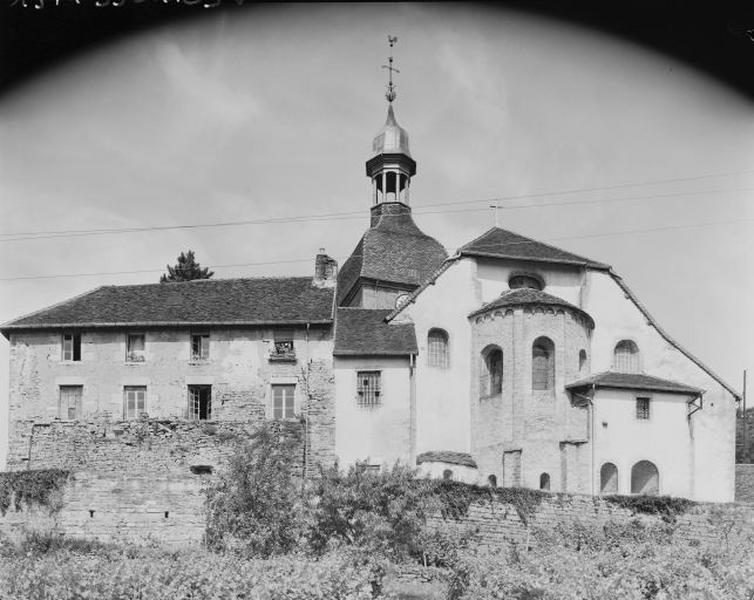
[188,385,212,421]
[191,333,209,360]
[614,340,639,373]
[631,460,659,495]
[62,333,81,362]
[271,329,295,360]
[636,397,650,420]
[509,273,543,291]
[427,328,449,368]
[487,474,497,488]
[578,349,587,372]
[126,333,145,362]
[272,384,295,420]
[357,371,381,407]
[600,463,619,494]
[532,337,555,391]
[59,385,82,420]
[539,472,550,491]
[480,346,503,396]
[442,469,453,481]
[123,386,146,419]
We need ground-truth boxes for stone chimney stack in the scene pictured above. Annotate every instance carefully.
[313,248,337,287]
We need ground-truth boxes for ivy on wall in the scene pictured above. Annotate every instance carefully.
[603,494,694,522]
[430,480,548,525]
[0,469,70,516]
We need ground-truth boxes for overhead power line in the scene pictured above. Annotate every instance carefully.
[0,169,752,243]
[1,216,751,282]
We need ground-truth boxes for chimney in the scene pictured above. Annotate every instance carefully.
[314,248,337,287]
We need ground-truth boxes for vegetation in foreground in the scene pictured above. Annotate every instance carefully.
[1,423,753,599]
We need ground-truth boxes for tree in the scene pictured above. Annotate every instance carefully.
[160,250,214,283]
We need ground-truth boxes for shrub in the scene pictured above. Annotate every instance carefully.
[307,462,432,560]
[0,470,70,516]
[204,421,304,557]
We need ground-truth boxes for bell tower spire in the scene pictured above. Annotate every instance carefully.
[367,35,416,209]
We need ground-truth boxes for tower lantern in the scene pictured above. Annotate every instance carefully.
[366,35,416,206]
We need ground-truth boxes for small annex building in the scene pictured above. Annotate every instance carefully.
[1,91,741,506]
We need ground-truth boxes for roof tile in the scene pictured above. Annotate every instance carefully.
[2,277,334,331]
[459,227,609,269]
[566,371,702,395]
[334,308,417,356]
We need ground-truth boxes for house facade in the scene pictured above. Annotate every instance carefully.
[1,99,740,503]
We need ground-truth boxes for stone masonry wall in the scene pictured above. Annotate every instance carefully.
[1,420,306,545]
[427,492,754,549]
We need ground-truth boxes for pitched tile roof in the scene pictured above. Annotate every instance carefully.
[337,204,448,304]
[469,288,595,328]
[1,277,334,333]
[565,371,703,395]
[333,308,417,356]
[416,451,478,468]
[459,227,610,269]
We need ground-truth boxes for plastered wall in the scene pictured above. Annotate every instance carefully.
[333,356,412,467]
[584,271,736,502]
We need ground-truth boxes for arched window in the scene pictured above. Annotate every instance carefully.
[443,469,453,481]
[539,473,550,490]
[600,463,619,494]
[614,340,640,373]
[579,349,587,373]
[631,460,659,495]
[427,328,449,368]
[480,346,503,396]
[487,474,497,488]
[532,337,555,391]
[509,273,543,291]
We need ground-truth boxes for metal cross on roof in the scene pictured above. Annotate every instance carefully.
[382,35,399,103]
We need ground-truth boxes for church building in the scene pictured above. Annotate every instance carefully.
[1,50,740,504]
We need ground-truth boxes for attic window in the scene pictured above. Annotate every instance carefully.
[126,333,145,362]
[271,329,295,361]
[62,333,81,362]
[191,333,210,360]
[509,274,543,291]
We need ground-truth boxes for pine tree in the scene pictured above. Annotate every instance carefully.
[160,250,214,283]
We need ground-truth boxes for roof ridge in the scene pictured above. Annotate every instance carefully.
[106,275,315,289]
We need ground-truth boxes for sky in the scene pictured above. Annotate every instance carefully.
[1,3,753,465]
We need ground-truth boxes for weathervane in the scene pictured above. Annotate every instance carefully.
[382,35,399,103]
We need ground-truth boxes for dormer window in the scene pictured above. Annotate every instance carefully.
[126,333,145,363]
[270,329,295,361]
[509,274,543,291]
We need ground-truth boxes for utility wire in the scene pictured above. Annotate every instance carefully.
[0,169,751,242]
[2,216,751,282]
[0,186,750,244]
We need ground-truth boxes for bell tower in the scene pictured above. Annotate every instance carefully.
[366,36,416,207]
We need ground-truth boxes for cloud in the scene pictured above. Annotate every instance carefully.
[154,39,260,128]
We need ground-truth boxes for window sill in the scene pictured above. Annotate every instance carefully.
[188,359,211,365]
[269,354,297,363]
[479,393,502,401]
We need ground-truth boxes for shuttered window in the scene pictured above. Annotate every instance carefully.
[532,337,555,391]
[427,329,449,368]
[272,384,295,419]
[59,385,82,420]
[614,340,639,373]
[123,386,146,419]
